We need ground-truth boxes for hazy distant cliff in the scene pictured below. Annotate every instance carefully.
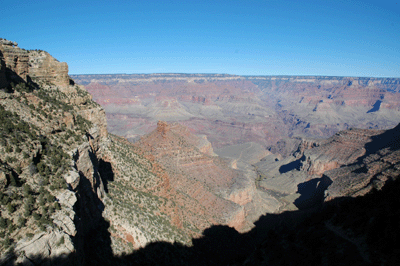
[72,73,400,153]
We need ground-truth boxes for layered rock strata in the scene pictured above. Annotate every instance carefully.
[0,38,70,87]
[72,73,400,153]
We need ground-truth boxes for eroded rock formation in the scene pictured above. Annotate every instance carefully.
[72,73,400,152]
[137,121,249,231]
[0,38,70,87]
[0,39,110,264]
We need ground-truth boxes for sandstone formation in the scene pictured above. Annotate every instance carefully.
[300,128,384,176]
[324,124,400,200]
[0,39,111,263]
[0,38,70,87]
[253,123,400,213]
[137,121,252,231]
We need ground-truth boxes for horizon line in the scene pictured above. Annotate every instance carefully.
[69,73,400,79]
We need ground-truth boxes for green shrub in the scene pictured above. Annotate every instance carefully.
[3,236,11,248]
[24,208,31,217]
[0,217,7,229]
[18,217,26,227]
[23,184,32,197]
[47,194,55,202]
[33,213,41,220]
[57,236,65,246]
[7,203,14,213]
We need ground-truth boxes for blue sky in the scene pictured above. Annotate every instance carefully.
[2,0,400,77]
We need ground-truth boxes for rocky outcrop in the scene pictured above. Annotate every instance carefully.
[0,38,70,87]
[324,124,400,200]
[299,128,382,176]
[14,230,74,265]
[28,50,69,87]
[0,39,29,85]
[0,39,112,264]
[137,122,251,231]
[12,191,77,264]
[196,135,216,156]
[156,120,170,138]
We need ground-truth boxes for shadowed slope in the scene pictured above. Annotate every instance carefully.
[3,175,399,265]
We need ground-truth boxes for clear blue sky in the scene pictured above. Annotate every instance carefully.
[2,0,400,77]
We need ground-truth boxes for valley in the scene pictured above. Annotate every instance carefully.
[72,73,400,150]
[1,39,400,265]
[72,72,400,220]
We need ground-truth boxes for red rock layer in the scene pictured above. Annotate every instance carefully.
[136,121,247,230]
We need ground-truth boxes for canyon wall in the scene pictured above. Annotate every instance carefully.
[0,38,70,87]
[71,73,400,154]
[1,39,275,264]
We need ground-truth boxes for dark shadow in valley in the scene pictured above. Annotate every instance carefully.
[367,100,382,113]
[115,175,400,265]
[3,129,400,265]
[353,123,400,167]
[294,175,333,210]
[278,156,303,174]
[3,177,400,265]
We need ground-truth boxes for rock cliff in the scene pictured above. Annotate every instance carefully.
[300,128,383,176]
[324,124,400,200]
[0,39,110,264]
[0,38,70,87]
[72,73,400,152]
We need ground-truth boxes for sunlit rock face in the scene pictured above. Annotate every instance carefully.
[0,39,69,87]
[0,39,110,264]
[72,74,400,154]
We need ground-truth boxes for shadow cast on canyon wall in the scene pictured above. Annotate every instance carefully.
[0,58,41,92]
[294,175,333,210]
[4,176,400,265]
[278,156,303,174]
[69,136,115,265]
[98,159,114,193]
[3,128,400,265]
[367,100,382,113]
[363,123,400,157]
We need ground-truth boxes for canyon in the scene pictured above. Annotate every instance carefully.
[1,38,399,265]
[71,73,400,151]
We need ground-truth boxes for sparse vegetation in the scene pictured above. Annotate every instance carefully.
[0,72,100,253]
[104,134,192,254]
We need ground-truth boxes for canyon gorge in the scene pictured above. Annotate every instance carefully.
[1,39,400,265]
